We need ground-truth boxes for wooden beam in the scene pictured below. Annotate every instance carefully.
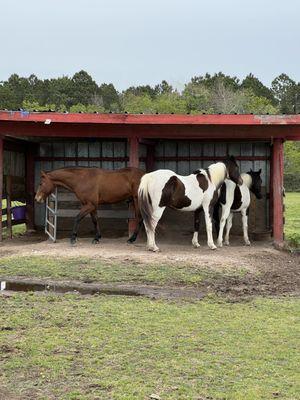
[128,137,139,235]
[128,137,139,168]
[272,139,284,246]
[26,143,38,231]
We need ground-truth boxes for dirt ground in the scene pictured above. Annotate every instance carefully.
[0,232,299,299]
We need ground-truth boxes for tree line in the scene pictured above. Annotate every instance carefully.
[0,70,299,187]
[0,70,300,115]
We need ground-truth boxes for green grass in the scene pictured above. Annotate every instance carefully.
[285,192,300,248]
[0,255,245,286]
[0,294,299,400]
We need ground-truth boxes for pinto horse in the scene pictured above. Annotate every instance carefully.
[35,167,145,245]
[214,169,263,247]
[138,156,242,252]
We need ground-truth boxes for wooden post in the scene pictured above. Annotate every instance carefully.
[26,143,37,231]
[128,137,139,236]
[272,138,284,246]
[0,137,3,242]
[128,137,139,168]
[6,175,12,239]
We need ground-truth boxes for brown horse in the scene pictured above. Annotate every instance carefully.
[35,167,145,245]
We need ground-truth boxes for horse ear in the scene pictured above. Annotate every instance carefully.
[250,168,253,173]
[258,168,262,174]
[41,170,47,178]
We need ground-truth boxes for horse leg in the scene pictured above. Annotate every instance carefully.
[192,208,201,248]
[90,210,101,244]
[70,204,95,245]
[145,206,165,252]
[127,196,143,244]
[224,212,233,246]
[217,205,231,248]
[203,204,217,250]
[241,208,251,246]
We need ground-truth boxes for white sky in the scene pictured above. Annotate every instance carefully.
[1,0,299,90]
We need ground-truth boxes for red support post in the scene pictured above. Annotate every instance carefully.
[26,144,37,231]
[128,137,139,168]
[0,137,3,241]
[272,138,284,247]
[128,137,139,236]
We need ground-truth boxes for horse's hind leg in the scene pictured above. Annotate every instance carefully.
[127,196,143,244]
[224,212,233,246]
[192,208,201,248]
[145,206,165,252]
[90,210,101,244]
[70,204,95,245]
[203,204,217,250]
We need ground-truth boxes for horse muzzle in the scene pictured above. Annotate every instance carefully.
[35,194,45,203]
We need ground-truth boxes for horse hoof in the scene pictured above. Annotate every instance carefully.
[148,247,160,252]
[208,244,217,250]
[70,240,77,246]
[244,241,251,246]
[224,241,229,246]
[217,241,223,248]
[92,239,100,245]
[127,238,135,244]
[192,242,200,248]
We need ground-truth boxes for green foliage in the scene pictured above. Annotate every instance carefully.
[285,192,300,248]
[241,73,276,103]
[271,74,300,113]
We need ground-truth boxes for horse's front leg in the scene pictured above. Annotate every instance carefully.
[90,210,101,244]
[71,204,95,245]
[217,205,231,248]
[192,208,201,248]
[241,208,251,246]
[203,204,217,250]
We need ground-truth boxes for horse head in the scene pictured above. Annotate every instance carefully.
[247,169,263,199]
[225,156,242,185]
[35,171,55,203]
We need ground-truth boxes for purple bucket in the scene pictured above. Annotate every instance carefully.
[12,206,26,220]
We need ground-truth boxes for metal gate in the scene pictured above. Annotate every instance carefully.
[45,188,58,242]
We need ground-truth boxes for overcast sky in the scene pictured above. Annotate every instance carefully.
[1,0,299,91]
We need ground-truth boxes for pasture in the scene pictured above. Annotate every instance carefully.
[0,193,299,399]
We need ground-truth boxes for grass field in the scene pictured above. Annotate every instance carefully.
[1,294,299,400]
[285,192,300,248]
[0,194,299,399]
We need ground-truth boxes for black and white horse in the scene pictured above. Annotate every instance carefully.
[214,169,263,247]
[138,157,242,252]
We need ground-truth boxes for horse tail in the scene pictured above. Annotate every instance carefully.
[138,174,154,231]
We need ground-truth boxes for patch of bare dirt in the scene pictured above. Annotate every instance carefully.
[0,233,299,300]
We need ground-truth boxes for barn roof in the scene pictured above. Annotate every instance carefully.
[1,111,300,140]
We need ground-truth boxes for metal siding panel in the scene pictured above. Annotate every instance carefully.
[78,142,89,167]
[102,141,113,169]
[89,141,101,167]
[177,161,190,175]
[241,142,253,156]
[113,141,126,169]
[203,143,214,157]
[53,142,64,157]
[215,142,227,157]
[228,143,240,156]
[40,143,52,157]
